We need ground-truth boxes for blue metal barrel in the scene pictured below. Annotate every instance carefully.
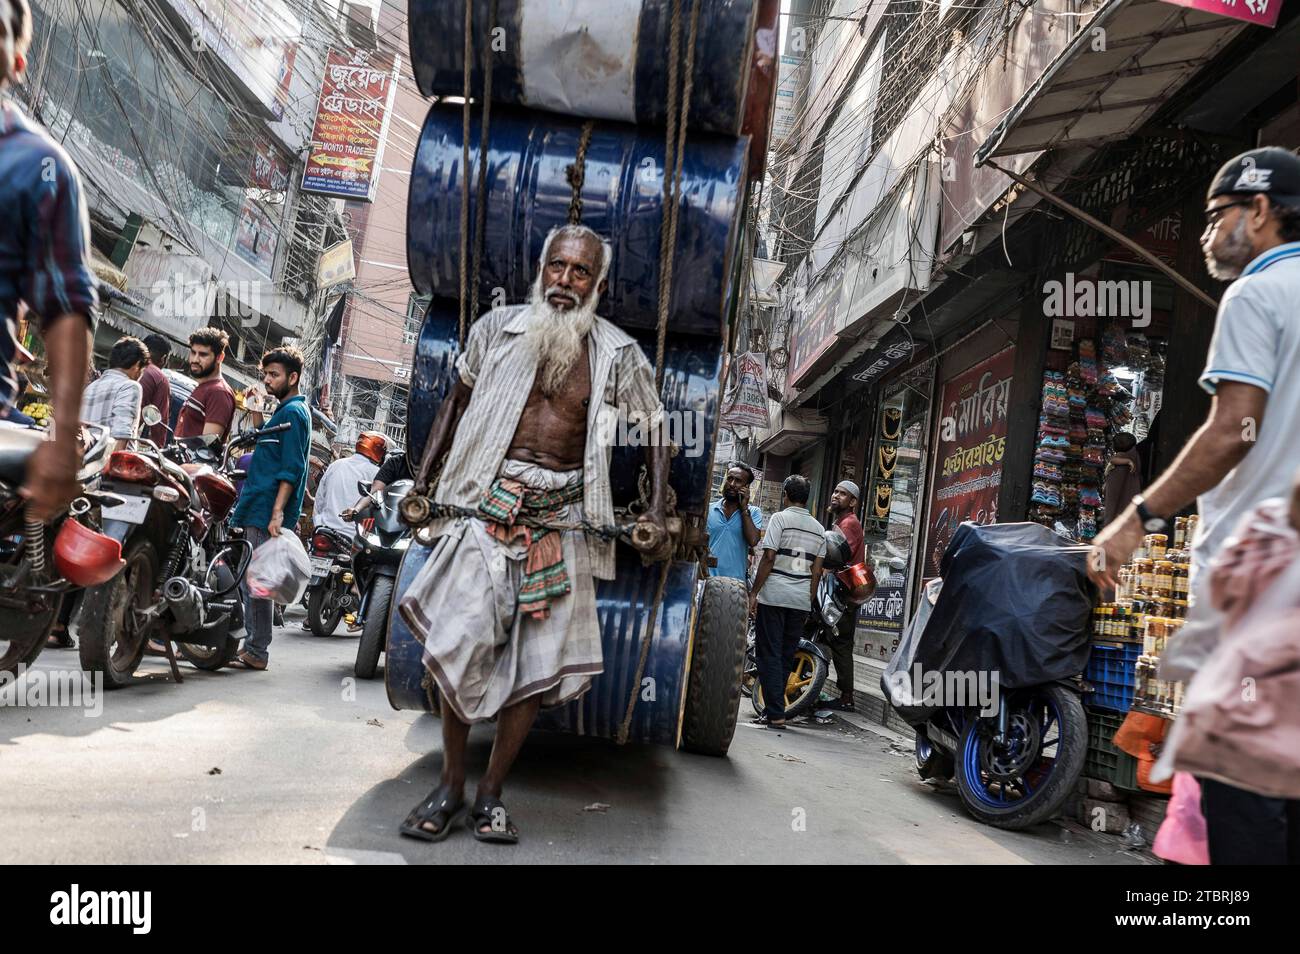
[409,0,760,136]
[386,544,699,747]
[406,104,748,340]
[406,300,723,519]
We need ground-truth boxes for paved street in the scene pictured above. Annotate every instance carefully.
[1,611,1150,865]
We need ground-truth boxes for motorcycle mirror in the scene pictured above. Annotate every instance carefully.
[142,405,162,427]
[356,480,370,495]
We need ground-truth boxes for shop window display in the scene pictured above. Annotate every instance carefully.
[1028,324,1164,541]
[859,375,931,660]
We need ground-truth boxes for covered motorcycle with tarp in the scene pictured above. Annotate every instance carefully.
[884,522,1094,829]
[384,0,782,756]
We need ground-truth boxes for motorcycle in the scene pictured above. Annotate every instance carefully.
[351,477,413,679]
[746,528,873,720]
[74,411,287,686]
[0,421,116,675]
[304,525,355,637]
[892,524,1090,831]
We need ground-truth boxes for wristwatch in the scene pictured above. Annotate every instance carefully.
[1132,495,1168,534]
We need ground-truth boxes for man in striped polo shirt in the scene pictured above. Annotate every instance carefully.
[749,474,826,728]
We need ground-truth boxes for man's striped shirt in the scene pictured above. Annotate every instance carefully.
[756,505,826,610]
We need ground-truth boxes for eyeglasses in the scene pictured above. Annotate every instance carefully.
[1203,200,1253,227]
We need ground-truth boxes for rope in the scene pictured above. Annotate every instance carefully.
[469,0,498,325]
[653,0,702,389]
[617,0,699,744]
[616,559,672,745]
[457,0,472,349]
[566,121,595,224]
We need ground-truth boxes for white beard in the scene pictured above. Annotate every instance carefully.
[524,278,598,396]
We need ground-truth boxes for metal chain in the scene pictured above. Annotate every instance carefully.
[419,502,630,542]
[566,120,596,224]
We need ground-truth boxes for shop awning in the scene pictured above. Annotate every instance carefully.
[974,0,1244,165]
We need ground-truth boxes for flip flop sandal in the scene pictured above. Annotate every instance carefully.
[228,653,268,671]
[400,784,465,842]
[466,795,519,844]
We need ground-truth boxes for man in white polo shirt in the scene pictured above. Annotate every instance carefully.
[1088,146,1300,864]
[749,474,826,728]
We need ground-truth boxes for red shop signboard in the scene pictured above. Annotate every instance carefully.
[922,346,1015,579]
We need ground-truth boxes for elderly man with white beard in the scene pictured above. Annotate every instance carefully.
[397,224,670,845]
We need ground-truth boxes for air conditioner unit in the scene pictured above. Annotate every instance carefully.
[342,2,379,50]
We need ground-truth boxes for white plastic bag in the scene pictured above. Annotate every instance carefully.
[245,532,312,604]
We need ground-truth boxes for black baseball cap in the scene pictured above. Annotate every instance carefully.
[1207,147,1300,210]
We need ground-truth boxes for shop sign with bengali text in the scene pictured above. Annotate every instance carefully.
[720,352,771,429]
[922,346,1015,579]
[858,573,908,644]
[302,48,400,202]
[1156,0,1281,27]
[787,257,846,386]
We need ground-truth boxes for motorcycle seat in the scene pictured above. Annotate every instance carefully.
[0,421,45,488]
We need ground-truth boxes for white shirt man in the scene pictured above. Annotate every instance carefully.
[313,440,384,535]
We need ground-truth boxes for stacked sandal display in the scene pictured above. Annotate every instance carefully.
[1028,327,1140,541]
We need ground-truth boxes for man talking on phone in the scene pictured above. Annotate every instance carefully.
[707,462,764,584]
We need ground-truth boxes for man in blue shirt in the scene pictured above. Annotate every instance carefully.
[229,346,312,671]
[2,0,97,521]
[707,462,763,583]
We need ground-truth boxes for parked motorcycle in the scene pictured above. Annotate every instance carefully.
[888,523,1091,831]
[351,478,413,679]
[74,411,287,687]
[747,528,873,720]
[0,422,115,675]
[304,525,355,637]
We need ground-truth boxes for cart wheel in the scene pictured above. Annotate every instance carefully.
[680,577,748,756]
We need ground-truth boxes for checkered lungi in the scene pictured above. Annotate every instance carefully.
[397,459,602,723]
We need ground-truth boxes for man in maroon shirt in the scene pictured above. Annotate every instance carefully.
[822,480,865,711]
[139,333,172,446]
[175,326,235,442]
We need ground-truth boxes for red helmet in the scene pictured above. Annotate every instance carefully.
[54,519,124,587]
[355,431,387,464]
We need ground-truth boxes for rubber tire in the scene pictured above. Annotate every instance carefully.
[354,576,393,680]
[914,729,955,781]
[680,577,749,756]
[0,596,61,677]
[178,638,238,671]
[307,584,342,637]
[954,685,1088,830]
[78,540,156,690]
[751,644,829,720]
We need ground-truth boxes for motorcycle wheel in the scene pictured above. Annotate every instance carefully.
[954,684,1087,830]
[0,597,62,677]
[0,525,64,676]
[354,575,393,680]
[77,540,157,690]
[307,584,342,637]
[751,643,829,720]
[914,729,955,781]
[178,638,238,671]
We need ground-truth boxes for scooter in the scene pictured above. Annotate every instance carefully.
[351,478,413,679]
[892,525,1089,831]
[304,526,355,637]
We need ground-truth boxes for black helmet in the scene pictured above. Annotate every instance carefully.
[822,528,853,571]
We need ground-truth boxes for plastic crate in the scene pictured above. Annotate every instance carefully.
[1084,709,1139,791]
[1084,640,1140,712]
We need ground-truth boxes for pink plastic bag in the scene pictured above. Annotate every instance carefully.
[1152,772,1209,866]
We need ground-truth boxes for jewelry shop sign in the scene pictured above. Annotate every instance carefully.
[922,346,1014,579]
[302,48,401,202]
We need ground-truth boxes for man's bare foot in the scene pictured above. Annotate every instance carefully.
[399,783,464,842]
